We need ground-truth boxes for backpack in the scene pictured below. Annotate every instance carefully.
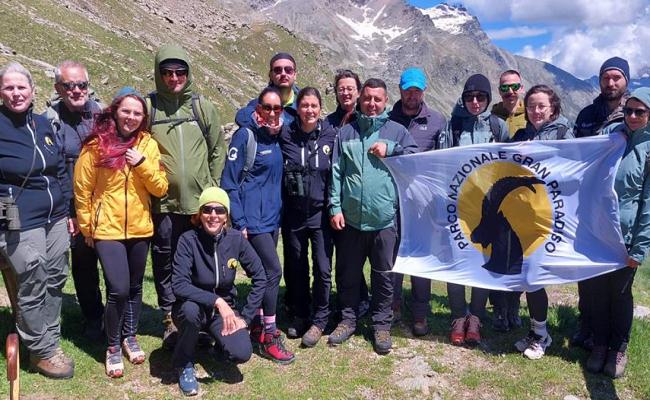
[450,114,502,146]
[46,91,102,157]
[147,92,209,139]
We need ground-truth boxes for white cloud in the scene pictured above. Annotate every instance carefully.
[486,26,548,40]
[458,0,650,78]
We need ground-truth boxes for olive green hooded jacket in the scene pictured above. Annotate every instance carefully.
[150,44,225,214]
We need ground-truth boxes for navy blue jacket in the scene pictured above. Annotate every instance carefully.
[574,93,628,138]
[389,100,446,151]
[234,84,299,129]
[221,123,283,234]
[43,100,102,217]
[279,119,337,230]
[324,106,358,132]
[171,227,267,325]
[0,105,71,231]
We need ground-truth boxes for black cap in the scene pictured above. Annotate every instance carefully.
[600,56,630,83]
[463,74,492,104]
[160,58,188,70]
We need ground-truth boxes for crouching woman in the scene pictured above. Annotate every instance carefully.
[171,187,266,396]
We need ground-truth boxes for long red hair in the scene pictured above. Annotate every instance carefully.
[84,94,149,170]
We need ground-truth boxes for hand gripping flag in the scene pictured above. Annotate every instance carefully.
[383,134,629,292]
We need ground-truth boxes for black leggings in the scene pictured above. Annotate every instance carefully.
[248,230,281,316]
[526,288,548,322]
[95,239,149,347]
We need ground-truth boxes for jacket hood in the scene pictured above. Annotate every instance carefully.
[492,100,525,118]
[358,110,389,134]
[627,87,650,110]
[154,44,194,100]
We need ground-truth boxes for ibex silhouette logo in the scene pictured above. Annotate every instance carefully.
[457,162,553,275]
[471,176,544,274]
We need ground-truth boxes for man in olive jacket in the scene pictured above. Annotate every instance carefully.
[148,44,226,348]
[327,78,418,355]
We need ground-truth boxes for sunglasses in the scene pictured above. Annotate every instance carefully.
[201,205,227,215]
[272,66,295,75]
[160,68,188,78]
[499,83,522,93]
[61,81,89,91]
[463,93,488,102]
[260,103,283,113]
[623,107,649,118]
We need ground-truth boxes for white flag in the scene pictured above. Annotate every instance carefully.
[383,134,629,292]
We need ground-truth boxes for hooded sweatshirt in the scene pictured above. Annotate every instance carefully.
[150,44,225,215]
[492,99,527,138]
[603,87,650,263]
[438,99,509,149]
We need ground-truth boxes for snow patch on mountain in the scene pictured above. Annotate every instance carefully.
[337,5,410,42]
[420,3,473,35]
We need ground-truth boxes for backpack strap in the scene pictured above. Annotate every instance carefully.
[556,125,568,140]
[488,114,501,141]
[239,128,257,184]
[450,116,463,147]
[147,92,209,140]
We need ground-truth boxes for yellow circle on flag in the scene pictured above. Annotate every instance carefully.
[457,161,553,257]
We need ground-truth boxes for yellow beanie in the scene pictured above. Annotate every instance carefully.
[198,187,230,214]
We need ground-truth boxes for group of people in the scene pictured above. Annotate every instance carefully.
[0,44,647,396]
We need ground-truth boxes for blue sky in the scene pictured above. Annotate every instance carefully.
[408,0,650,79]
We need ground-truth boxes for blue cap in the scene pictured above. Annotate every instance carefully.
[114,86,144,102]
[400,67,427,91]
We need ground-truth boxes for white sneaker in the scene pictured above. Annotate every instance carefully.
[523,333,552,360]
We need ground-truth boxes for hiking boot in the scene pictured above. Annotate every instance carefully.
[570,328,592,349]
[249,320,264,345]
[358,299,370,318]
[412,319,429,337]
[465,314,482,345]
[122,336,146,364]
[515,331,535,352]
[449,317,466,346]
[287,317,310,339]
[327,323,356,346]
[392,302,402,325]
[373,330,392,355]
[603,350,627,378]
[523,333,552,360]
[492,307,510,332]
[178,365,199,396]
[83,318,104,341]
[260,331,295,364]
[30,348,75,379]
[586,345,608,373]
[162,311,178,350]
[105,346,124,378]
[301,325,323,348]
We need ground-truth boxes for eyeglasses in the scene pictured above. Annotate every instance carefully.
[337,86,357,94]
[61,81,89,91]
[272,66,295,75]
[160,68,188,78]
[201,205,227,215]
[623,107,649,118]
[260,103,283,113]
[526,104,551,112]
[499,83,522,93]
[462,93,488,102]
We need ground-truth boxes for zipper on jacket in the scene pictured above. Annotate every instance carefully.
[213,241,220,289]
[124,168,130,240]
[27,123,54,223]
[176,99,186,202]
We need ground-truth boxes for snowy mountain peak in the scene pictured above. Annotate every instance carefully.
[420,2,473,35]
[336,4,411,43]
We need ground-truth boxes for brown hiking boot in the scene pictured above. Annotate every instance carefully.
[30,349,74,379]
[412,319,429,337]
[301,325,323,348]
[327,323,355,346]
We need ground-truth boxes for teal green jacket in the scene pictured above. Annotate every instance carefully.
[604,121,650,263]
[149,44,226,215]
[329,111,418,231]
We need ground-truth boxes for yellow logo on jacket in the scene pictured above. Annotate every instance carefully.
[227,258,240,269]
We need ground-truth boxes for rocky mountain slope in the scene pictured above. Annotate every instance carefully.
[0,0,596,123]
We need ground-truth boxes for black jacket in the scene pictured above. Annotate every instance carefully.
[574,93,628,138]
[171,227,266,324]
[0,105,71,231]
[388,100,446,152]
[279,119,337,230]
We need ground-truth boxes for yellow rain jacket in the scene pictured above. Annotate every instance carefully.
[74,132,168,240]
